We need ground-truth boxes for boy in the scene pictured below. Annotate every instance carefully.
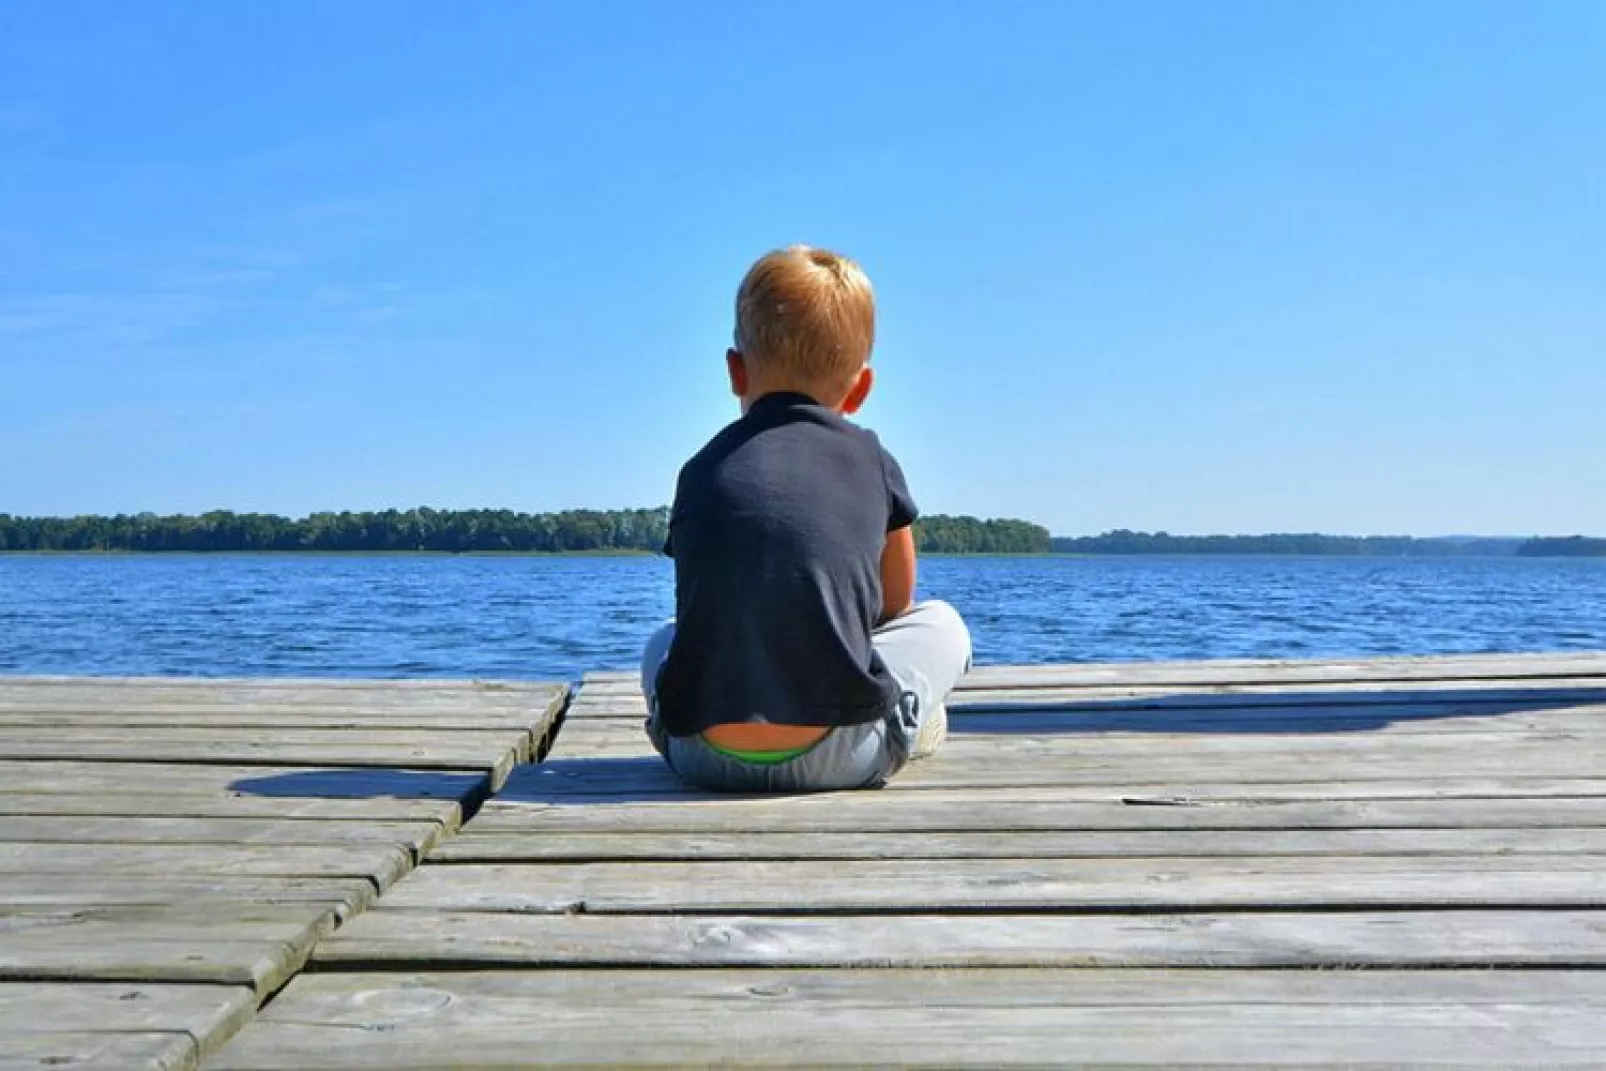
[640,245,972,792]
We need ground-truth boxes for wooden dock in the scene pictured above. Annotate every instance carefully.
[6,653,1606,1066]
[0,677,568,1070]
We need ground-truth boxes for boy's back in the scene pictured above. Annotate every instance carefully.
[656,390,916,736]
[638,245,971,793]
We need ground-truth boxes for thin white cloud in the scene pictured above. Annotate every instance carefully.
[0,287,233,353]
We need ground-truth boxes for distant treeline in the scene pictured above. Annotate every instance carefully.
[0,508,673,553]
[1050,530,1600,557]
[3,513,1595,557]
[1516,536,1606,558]
[913,515,1052,554]
[0,509,1050,555]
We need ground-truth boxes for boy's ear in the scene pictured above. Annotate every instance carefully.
[726,348,748,398]
[840,365,874,415]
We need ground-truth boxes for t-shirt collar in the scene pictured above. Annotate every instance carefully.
[747,390,825,413]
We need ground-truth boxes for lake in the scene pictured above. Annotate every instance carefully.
[2,554,1604,680]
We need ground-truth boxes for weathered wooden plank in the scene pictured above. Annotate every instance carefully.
[0,725,525,745]
[467,792,1606,834]
[0,723,524,746]
[0,981,254,1057]
[582,651,1606,688]
[0,815,444,853]
[0,982,252,1066]
[502,759,1606,803]
[577,673,1606,700]
[0,677,565,697]
[580,676,1606,705]
[0,875,372,911]
[0,1032,195,1071]
[210,968,1606,1069]
[0,742,520,787]
[555,727,1606,762]
[0,842,410,886]
[567,682,1606,712]
[553,706,1606,744]
[0,761,490,799]
[0,692,557,712]
[522,742,1606,792]
[562,690,1606,741]
[501,756,1606,799]
[318,908,1606,968]
[0,681,567,734]
[564,694,1606,731]
[580,663,1606,713]
[0,907,335,988]
[0,713,539,733]
[949,651,1606,686]
[950,684,1606,710]
[939,704,1606,734]
[0,792,463,825]
[901,743,1606,786]
[375,856,1606,913]
[0,682,567,721]
[542,745,1606,786]
[428,826,1606,862]
[0,684,565,706]
[0,676,576,1065]
[234,962,1606,1006]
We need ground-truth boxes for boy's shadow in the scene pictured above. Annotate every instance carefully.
[228,768,489,799]
[228,759,706,807]
[497,757,722,804]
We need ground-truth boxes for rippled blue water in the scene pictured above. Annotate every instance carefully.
[2,554,1604,680]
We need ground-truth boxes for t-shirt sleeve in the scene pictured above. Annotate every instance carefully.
[881,447,918,531]
[663,470,686,558]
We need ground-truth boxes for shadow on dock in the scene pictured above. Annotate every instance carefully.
[226,759,699,807]
[947,685,1606,735]
[224,685,1606,807]
[226,768,487,798]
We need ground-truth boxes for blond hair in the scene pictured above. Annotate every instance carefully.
[734,245,876,396]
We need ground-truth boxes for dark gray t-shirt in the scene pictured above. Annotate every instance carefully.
[656,391,918,737]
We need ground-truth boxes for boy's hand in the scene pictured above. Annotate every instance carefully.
[879,525,916,623]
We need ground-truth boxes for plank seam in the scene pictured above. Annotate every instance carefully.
[350,902,1606,918]
[301,957,1606,974]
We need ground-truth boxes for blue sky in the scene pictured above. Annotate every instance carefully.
[1,2,1601,536]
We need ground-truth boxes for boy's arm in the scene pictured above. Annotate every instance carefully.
[879,525,917,623]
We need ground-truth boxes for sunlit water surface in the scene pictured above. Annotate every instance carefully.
[3,554,1603,679]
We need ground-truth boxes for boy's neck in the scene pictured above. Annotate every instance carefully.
[728,353,870,417]
[742,387,824,412]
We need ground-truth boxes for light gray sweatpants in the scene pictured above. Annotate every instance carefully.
[640,599,973,792]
